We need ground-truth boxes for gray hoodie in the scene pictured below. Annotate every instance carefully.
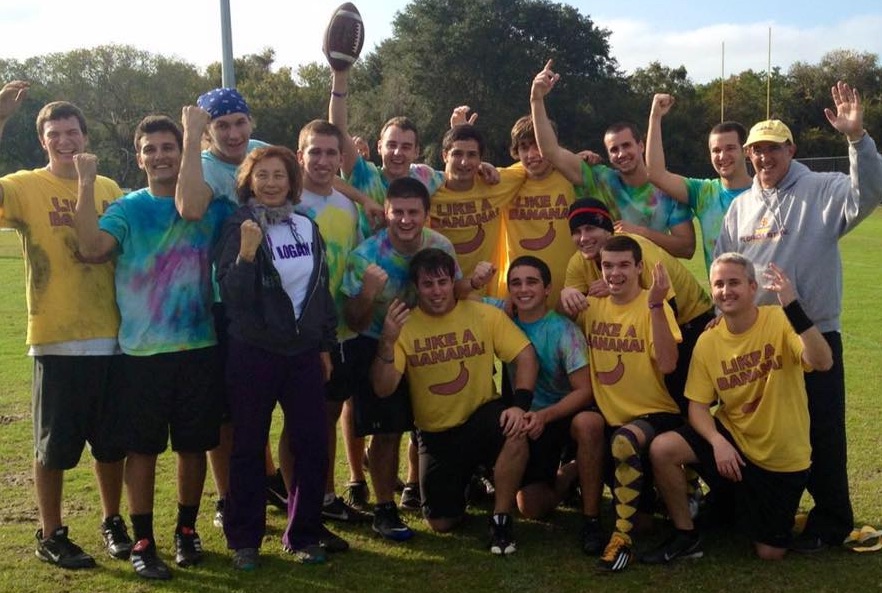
[715,134,882,333]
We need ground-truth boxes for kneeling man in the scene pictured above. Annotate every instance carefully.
[371,248,537,555]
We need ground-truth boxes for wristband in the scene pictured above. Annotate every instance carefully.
[375,352,394,364]
[648,302,663,310]
[783,300,813,334]
[331,91,347,98]
[513,388,533,412]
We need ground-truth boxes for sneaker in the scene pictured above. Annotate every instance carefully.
[101,514,133,560]
[285,543,326,564]
[318,526,350,553]
[174,527,204,567]
[213,498,225,529]
[372,502,414,541]
[642,530,703,564]
[35,526,96,570]
[322,496,372,523]
[130,538,172,580]
[399,482,422,512]
[488,513,517,556]
[232,547,259,571]
[789,533,827,554]
[597,532,633,573]
[266,470,288,511]
[580,517,605,556]
[346,480,370,511]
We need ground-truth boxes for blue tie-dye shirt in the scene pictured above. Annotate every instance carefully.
[486,301,590,411]
[100,189,235,355]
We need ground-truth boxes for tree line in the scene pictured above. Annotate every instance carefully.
[1,0,880,189]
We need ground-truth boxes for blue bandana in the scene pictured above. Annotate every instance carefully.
[197,88,250,119]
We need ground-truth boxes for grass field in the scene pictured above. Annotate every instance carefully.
[0,213,880,593]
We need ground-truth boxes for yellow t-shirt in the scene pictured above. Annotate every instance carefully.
[686,306,812,472]
[497,164,577,309]
[578,290,682,426]
[429,167,525,295]
[393,300,530,432]
[564,232,711,325]
[0,169,122,345]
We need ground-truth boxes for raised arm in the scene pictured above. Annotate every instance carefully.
[763,263,833,371]
[176,105,214,220]
[329,69,359,177]
[530,60,585,185]
[0,80,31,206]
[343,262,388,334]
[73,153,118,261]
[648,262,678,374]
[646,94,689,203]
[371,298,409,397]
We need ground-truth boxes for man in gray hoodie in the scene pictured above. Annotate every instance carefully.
[715,80,882,551]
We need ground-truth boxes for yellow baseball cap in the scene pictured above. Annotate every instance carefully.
[745,119,793,146]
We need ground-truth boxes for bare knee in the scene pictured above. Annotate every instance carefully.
[755,542,787,561]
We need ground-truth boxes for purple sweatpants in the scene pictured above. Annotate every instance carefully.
[223,338,329,551]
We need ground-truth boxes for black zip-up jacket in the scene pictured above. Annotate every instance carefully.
[213,205,337,356]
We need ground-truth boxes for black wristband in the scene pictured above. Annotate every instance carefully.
[513,388,533,412]
[375,352,394,364]
[783,300,813,335]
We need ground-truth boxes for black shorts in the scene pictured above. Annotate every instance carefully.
[118,347,222,455]
[347,335,413,436]
[522,415,573,487]
[417,399,507,520]
[32,355,125,469]
[325,339,358,403]
[678,422,808,548]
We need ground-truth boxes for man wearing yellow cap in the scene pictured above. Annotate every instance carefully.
[715,81,882,552]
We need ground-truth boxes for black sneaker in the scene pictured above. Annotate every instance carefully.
[642,529,704,564]
[488,513,517,556]
[266,470,288,511]
[346,480,370,511]
[399,482,422,512]
[580,517,605,556]
[372,502,414,542]
[35,526,96,570]
[213,499,224,528]
[131,538,172,580]
[101,514,133,560]
[323,495,372,523]
[790,533,827,554]
[597,532,633,573]
[174,527,204,567]
[318,526,350,553]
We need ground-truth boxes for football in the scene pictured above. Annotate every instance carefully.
[322,3,365,71]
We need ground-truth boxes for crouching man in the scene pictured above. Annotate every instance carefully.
[645,253,832,563]
[371,248,537,555]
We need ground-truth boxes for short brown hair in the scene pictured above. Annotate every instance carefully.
[298,119,345,151]
[236,145,303,205]
[509,115,557,160]
[36,101,88,138]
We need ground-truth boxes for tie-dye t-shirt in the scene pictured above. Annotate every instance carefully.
[201,139,270,204]
[341,228,461,339]
[485,300,589,412]
[578,161,692,232]
[296,187,362,341]
[683,177,750,273]
[346,156,444,238]
[99,189,234,355]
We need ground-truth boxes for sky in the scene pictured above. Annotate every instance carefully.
[1,1,881,85]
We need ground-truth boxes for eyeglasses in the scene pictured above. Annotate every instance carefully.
[747,143,789,157]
